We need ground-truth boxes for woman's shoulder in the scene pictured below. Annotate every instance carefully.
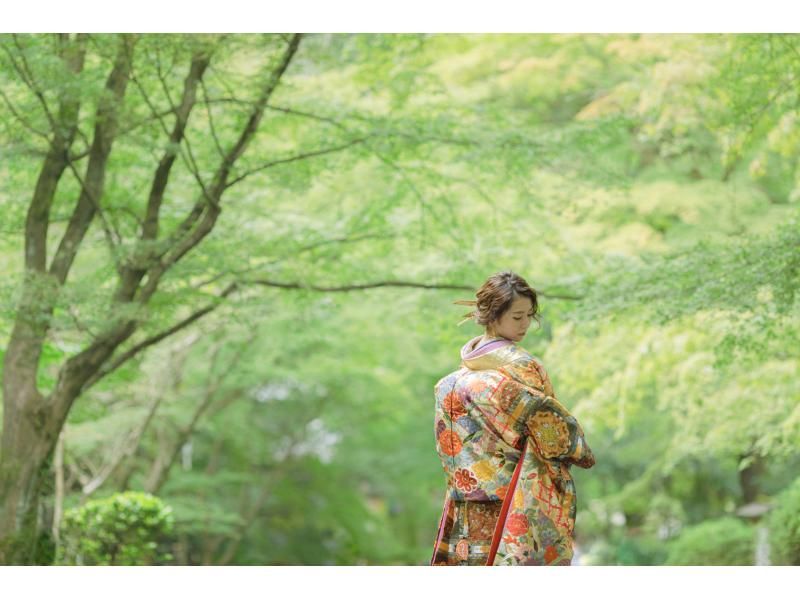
[435,366,504,397]
[507,344,546,370]
[500,347,553,394]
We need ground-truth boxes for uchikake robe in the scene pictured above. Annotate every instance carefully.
[430,335,596,566]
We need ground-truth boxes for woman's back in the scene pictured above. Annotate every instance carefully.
[431,335,596,565]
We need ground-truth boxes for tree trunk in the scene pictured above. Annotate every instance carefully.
[0,33,136,564]
[0,391,61,563]
[0,33,303,563]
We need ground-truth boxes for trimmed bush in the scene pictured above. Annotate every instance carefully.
[665,516,754,565]
[57,491,174,565]
[767,477,800,565]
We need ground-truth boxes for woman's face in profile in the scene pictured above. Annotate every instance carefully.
[491,296,534,342]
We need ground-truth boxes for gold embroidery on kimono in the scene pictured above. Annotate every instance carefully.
[430,335,596,566]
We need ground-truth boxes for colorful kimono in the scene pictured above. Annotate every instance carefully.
[430,335,596,566]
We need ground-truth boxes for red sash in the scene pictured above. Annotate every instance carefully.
[486,439,527,565]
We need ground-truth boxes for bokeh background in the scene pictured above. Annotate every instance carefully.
[0,33,798,565]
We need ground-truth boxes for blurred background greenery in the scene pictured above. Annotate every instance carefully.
[0,33,798,565]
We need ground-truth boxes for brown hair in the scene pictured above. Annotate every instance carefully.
[454,270,541,330]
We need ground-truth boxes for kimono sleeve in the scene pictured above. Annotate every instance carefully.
[521,391,596,468]
[507,358,595,468]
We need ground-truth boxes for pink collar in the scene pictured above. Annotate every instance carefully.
[460,335,513,361]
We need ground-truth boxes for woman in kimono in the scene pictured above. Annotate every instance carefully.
[430,271,596,566]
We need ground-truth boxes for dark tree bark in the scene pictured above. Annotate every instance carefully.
[0,33,129,563]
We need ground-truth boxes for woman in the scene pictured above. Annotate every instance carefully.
[430,271,596,566]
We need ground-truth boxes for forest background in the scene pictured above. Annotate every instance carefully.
[0,33,798,565]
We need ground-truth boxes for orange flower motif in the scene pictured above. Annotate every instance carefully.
[502,533,519,546]
[496,379,520,411]
[454,468,478,492]
[495,485,509,500]
[526,410,571,458]
[505,513,529,536]
[469,379,489,394]
[455,539,469,561]
[544,545,560,564]
[438,430,462,456]
[443,391,467,420]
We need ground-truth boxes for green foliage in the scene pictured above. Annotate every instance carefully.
[584,531,668,565]
[767,476,800,565]
[1,33,798,565]
[665,517,754,565]
[57,492,174,565]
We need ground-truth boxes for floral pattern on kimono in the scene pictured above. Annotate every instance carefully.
[431,335,596,566]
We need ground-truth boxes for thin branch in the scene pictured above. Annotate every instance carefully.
[144,329,256,494]
[368,146,431,243]
[151,55,214,205]
[67,147,91,162]
[224,136,367,189]
[80,282,239,393]
[131,69,213,207]
[66,303,99,341]
[256,101,459,246]
[137,34,304,302]
[118,106,177,136]
[203,96,256,109]
[264,103,349,131]
[390,161,501,233]
[264,102,476,147]
[83,268,577,396]
[200,78,225,158]
[64,159,122,255]
[48,33,136,285]
[115,203,145,229]
[240,277,583,300]
[80,331,202,498]
[7,35,59,133]
[65,456,92,488]
[189,233,392,290]
[0,88,50,141]
[154,42,178,109]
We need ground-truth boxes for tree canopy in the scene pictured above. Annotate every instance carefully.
[1,33,798,565]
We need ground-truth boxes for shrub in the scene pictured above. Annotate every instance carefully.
[665,517,754,565]
[57,491,174,565]
[767,477,800,565]
[581,530,668,565]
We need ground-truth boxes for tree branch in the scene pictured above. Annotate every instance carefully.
[190,232,393,291]
[114,49,213,307]
[130,69,213,212]
[137,34,304,302]
[81,269,577,399]
[80,333,202,498]
[151,52,214,205]
[0,88,50,141]
[224,136,367,189]
[64,159,122,259]
[49,34,136,285]
[80,282,239,393]
[144,331,256,494]
[7,34,59,133]
[200,78,225,158]
[239,277,582,299]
